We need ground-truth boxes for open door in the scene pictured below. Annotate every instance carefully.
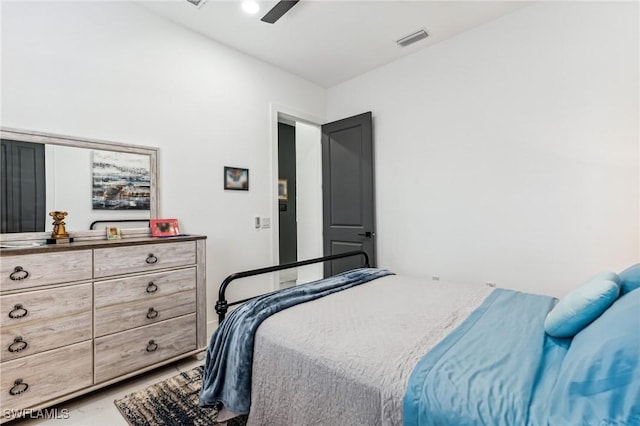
[322,112,376,276]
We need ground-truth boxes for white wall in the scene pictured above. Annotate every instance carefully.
[1,1,326,328]
[327,1,639,297]
[3,1,638,309]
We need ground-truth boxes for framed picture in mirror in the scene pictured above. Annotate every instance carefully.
[92,150,151,210]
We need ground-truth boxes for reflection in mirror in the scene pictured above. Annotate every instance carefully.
[44,145,151,231]
[0,127,158,240]
[91,150,151,210]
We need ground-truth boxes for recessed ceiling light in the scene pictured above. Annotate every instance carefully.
[242,0,260,15]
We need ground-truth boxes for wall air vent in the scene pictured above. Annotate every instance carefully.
[396,29,429,47]
[185,0,206,8]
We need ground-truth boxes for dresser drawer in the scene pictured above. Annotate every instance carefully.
[94,314,196,383]
[0,250,92,292]
[95,290,196,337]
[0,311,92,362]
[1,341,93,412]
[0,283,92,328]
[94,268,196,308]
[93,242,196,278]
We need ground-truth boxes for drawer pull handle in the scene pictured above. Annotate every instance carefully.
[146,282,158,293]
[9,266,29,281]
[146,254,158,264]
[8,304,28,319]
[146,307,159,319]
[8,336,28,353]
[146,340,158,352]
[9,379,29,396]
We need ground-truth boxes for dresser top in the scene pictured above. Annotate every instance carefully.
[0,234,207,256]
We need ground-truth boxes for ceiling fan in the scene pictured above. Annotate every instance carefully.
[261,0,300,24]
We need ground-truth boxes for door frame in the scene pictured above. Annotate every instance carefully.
[269,103,324,289]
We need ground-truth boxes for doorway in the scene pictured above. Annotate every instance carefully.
[272,107,376,289]
[275,112,324,289]
[277,122,297,282]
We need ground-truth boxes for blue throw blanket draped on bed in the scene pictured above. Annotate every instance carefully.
[199,267,394,414]
[403,288,569,426]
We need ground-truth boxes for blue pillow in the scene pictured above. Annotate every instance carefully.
[547,288,640,425]
[544,272,621,338]
[619,263,640,295]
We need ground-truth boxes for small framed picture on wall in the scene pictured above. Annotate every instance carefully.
[224,166,249,191]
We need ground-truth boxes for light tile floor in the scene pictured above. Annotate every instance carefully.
[8,356,204,425]
[279,269,297,289]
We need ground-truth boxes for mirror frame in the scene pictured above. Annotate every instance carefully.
[0,127,159,243]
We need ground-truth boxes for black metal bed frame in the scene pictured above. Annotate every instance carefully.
[215,250,370,323]
[89,219,150,230]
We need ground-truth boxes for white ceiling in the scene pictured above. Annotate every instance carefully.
[138,0,533,88]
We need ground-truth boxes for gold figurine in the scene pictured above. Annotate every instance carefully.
[49,211,70,239]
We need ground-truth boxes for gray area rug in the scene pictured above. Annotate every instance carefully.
[114,365,247,426]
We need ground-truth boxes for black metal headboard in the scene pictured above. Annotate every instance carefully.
[89,219,150,230]
[215,250,370,323]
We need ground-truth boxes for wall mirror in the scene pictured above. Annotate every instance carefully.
[0,127,159,244]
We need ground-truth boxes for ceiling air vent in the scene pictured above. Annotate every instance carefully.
[396,29,429,47]
[185,0,206,8]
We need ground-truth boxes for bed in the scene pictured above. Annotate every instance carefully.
[199,252,640,425]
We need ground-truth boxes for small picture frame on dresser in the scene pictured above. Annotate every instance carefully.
[151,218,180,237]
[106,226,121,240]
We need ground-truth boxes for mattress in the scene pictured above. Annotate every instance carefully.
[246,274,493,425]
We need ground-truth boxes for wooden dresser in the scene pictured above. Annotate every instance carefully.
[0,235,207,422]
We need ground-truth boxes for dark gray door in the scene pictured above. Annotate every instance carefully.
[1,139,46,233]
[322,112,376,277]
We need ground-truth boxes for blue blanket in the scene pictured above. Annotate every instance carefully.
[199,267,394,413]
[403,288,569,426]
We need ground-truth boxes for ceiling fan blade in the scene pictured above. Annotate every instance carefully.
[261,0,300,24]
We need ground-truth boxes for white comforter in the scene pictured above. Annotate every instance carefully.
[247,275,493,425]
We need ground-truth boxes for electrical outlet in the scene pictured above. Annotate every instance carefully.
[260,217,271,229]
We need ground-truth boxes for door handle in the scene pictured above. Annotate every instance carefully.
[357,231,375,238]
